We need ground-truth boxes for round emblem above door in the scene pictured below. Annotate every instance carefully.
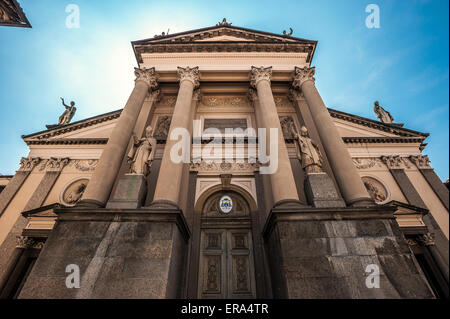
[219,196,233,214]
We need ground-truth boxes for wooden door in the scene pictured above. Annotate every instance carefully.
[198,229,256,299]
[197,191,256,299]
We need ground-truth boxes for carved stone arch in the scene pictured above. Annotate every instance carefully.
[194,183,258,216]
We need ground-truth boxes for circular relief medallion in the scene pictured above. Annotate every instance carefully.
[219,196,233,214]
[61,178,89,206]
[362,176,389,204]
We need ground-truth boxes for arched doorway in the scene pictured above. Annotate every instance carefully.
[196,190,257,299]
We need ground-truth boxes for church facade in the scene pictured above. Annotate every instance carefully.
[0,22,448,299]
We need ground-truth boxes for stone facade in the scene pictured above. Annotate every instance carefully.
[0,22,447,299]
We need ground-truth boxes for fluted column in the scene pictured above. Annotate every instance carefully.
[152,67,200,207]
[292,66,373,206]
[80,67,158,207]
[251,66,301,207]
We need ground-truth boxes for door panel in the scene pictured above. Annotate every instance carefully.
[198,229,256,299]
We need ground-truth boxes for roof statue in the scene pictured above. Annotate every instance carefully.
[373,101,394,124]
[216,18,231,26]
[283,27,293,36]
[45,97,77,129]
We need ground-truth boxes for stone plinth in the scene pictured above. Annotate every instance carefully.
[263,205,435,299]
[304,172,346,208]
[18,207,190,299]
[106,174,147,209]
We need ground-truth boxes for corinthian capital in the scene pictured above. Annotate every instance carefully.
[177,66,200,88]
[292,66,316,89]
[409,155,431,169]
[43,157,70,172]
[250,66,272,88]
[19,157,41,172]
[134,67,159,89]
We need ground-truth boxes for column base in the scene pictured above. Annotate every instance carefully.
[18,207,190,299]
[304,172,346,208]
[263,205,435,299]
[106,174,147,209]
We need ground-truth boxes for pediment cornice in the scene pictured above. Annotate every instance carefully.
[132,25,317,64]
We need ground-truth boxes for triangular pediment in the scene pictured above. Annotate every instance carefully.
[134,24,314,45]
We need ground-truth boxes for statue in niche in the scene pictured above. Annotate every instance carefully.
[59,97,77,125]
[127,126,156,176]
[66,182,87,205]
[291,125,324,174]
[373,101,394,124]
[364,181,387,203]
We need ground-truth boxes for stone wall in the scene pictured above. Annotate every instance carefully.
[19,208,189,299]
[264,206,435,299]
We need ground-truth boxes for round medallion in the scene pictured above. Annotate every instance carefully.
[219,196,233,214]
[362,176,389,204]
[61,178,89,206]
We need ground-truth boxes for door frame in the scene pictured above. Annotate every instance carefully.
[186,185,269,298]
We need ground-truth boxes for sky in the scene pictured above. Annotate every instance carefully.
[0,0,448,180]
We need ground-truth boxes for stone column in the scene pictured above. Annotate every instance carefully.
[80,68,158,207]
[152,67,200,207]
[251,66,301,207]
[292,66,373,206]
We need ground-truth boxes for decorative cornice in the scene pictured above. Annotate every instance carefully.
[18,157,41,172]
[250,66,272,88]
[25,138,108,146]
[329,108,428,138]
[0,0,31,28]
[177,66,200,88]
[343,137,425,144]
[292,66,315,89]
[409,155,431,169]
[134,67,159,89]
[22,110,122,140]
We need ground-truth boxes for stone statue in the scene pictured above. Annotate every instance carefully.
[373,101,394,124]
[291,126,324,174]
[66,182,87,205]
[59,97,77,125]
[127,126,157,176]
[364,181,386,203]
[283,28,293,36]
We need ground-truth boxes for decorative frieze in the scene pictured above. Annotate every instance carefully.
[292,66,315,88]
[352,158,383,169]
[72,159,98,172]
[18,157,41,172]
[273,96,293,108]
[177,66,200,88]
[201,96,250,107]
[157,95,177,107]
[190,160,258,173]
[134,67,159,89]
[288,88,303,101]
[250,66,272,87]
[409,155,431,169]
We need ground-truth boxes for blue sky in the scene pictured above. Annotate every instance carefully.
[0,0,448,180]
